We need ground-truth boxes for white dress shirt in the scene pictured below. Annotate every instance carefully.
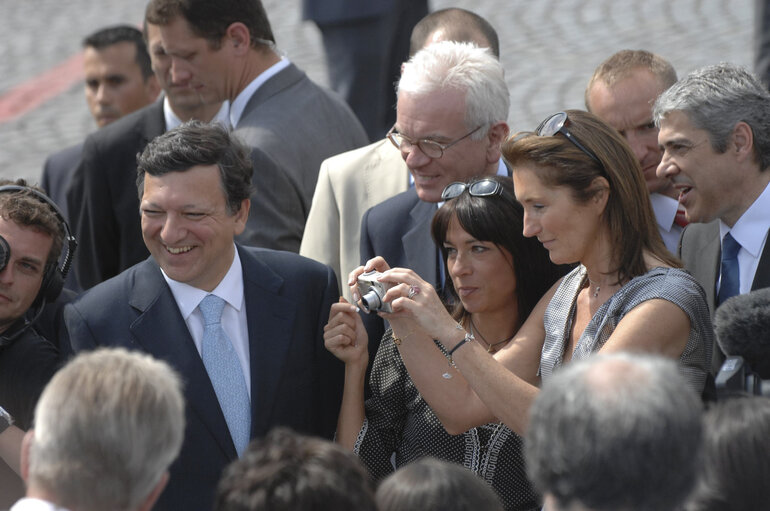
[11,498,69,511]
[649,192,683,254]
[718,181,770,295]
[229,57,291,128]
[161,246,251,397]
[163,96,231,131]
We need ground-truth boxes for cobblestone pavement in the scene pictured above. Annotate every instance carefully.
[0,0,754,183]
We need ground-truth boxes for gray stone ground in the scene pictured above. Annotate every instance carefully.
[0,0,755,184]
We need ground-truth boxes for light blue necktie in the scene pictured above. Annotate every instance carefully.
[717,232,741,306]
[199,294,251,456]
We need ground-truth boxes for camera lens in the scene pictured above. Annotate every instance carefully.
[360,289,382,313]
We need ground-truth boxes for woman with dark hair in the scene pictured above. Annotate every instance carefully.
[352,110,712,437]
[324,176,564,510]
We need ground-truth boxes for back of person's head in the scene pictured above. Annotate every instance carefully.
[83,24,154,80]
[585,49,677,110]
[431,175,566,323]
[398,41,509,140]
[145,0,274,49]
[215,427,376,511]
[504,109,678,281]
[684,397,770,511]
[26,348,185,511]
[653,63,770,171]
[526,352,703,511]
[409,8,500,58]
[136,120,253,215]
[375,457,504,511]
[714,288,770,378]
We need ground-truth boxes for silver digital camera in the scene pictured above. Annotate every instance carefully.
[356,270,393,313]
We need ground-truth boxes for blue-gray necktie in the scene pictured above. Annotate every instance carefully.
[199,294,251,456]
[717,232,741,306]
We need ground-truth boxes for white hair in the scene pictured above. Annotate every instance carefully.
[29,348,185,511]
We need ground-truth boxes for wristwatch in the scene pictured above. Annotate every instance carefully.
[0,406,13,435]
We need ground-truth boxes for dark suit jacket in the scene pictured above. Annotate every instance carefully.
[66,100,165,290]
[41,142,82,222]
[235,63,368,251]
[358,187,439,358]
[65,246,343,511]
[679,220,770,372]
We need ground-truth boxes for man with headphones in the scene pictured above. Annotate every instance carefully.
[0,180,73,432]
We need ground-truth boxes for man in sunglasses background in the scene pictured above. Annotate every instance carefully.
[300,8,500,303]
[585,50,684,255]
[357,40,510,352]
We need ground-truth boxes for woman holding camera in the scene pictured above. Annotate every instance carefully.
[324,176,564,510]
[368,110,712,438]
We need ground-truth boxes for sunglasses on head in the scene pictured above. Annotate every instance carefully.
[531,111,603,166]
[441,178,503,201]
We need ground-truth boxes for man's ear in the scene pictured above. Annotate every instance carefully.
[225,22,251,55]
[731,121,754,164]
[137,472,169,511]
[21,430,34,482]
[486,121,510,163]
[232,198,251,236]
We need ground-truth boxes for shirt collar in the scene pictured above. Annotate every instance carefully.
[649,192,679,230]
[719,180,770,257]
[230,57,291,128]
[163,96,231,131]
[161,244,245,319]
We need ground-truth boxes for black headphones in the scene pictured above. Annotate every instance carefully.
[0,185,77,345]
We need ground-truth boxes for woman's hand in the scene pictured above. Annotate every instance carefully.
[348,256,393,304]
[324,298,369,368]
[379,268,460,342]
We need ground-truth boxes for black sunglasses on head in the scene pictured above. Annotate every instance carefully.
[534,111,603,165]
[441,178,503,201]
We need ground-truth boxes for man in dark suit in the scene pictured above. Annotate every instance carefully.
[301,0,427,141]
[41,25,160,220]
[67,21,227,290]
[65,122,343,511]
[358,41,510,345]
[654,63,770,373]
[145,0,368,253]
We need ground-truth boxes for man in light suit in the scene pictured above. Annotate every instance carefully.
[67,21,227,290]
[301,8,501,301]
[65,122,343,511]
[146,0,368,253]
[358,41,510,346]
[654,63,770,373]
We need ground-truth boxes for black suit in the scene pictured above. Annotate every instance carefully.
[66,100,165,290]
[41,142,82,222]
[65,245,343,510]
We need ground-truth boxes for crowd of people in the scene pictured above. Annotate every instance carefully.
[1,1,770,510]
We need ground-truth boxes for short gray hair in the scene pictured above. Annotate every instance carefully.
[653,63,770,171]
[526,352,703,511]
[397,40,509,140]
[29,348,185,511]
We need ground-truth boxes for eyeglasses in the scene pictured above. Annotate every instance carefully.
[441,178,503,201]
[387,125,483,159]
[536,111,602,165]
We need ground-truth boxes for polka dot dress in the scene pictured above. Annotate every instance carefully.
[354,330,540,511]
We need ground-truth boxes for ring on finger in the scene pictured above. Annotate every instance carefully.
[407,285,421,299]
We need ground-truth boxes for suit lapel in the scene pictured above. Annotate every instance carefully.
[134,98,166,145]
[128,259,237,459]
[237,64,304,128]
[238,247,297,436]
[403,195,439,287]
[752,227,770,291]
